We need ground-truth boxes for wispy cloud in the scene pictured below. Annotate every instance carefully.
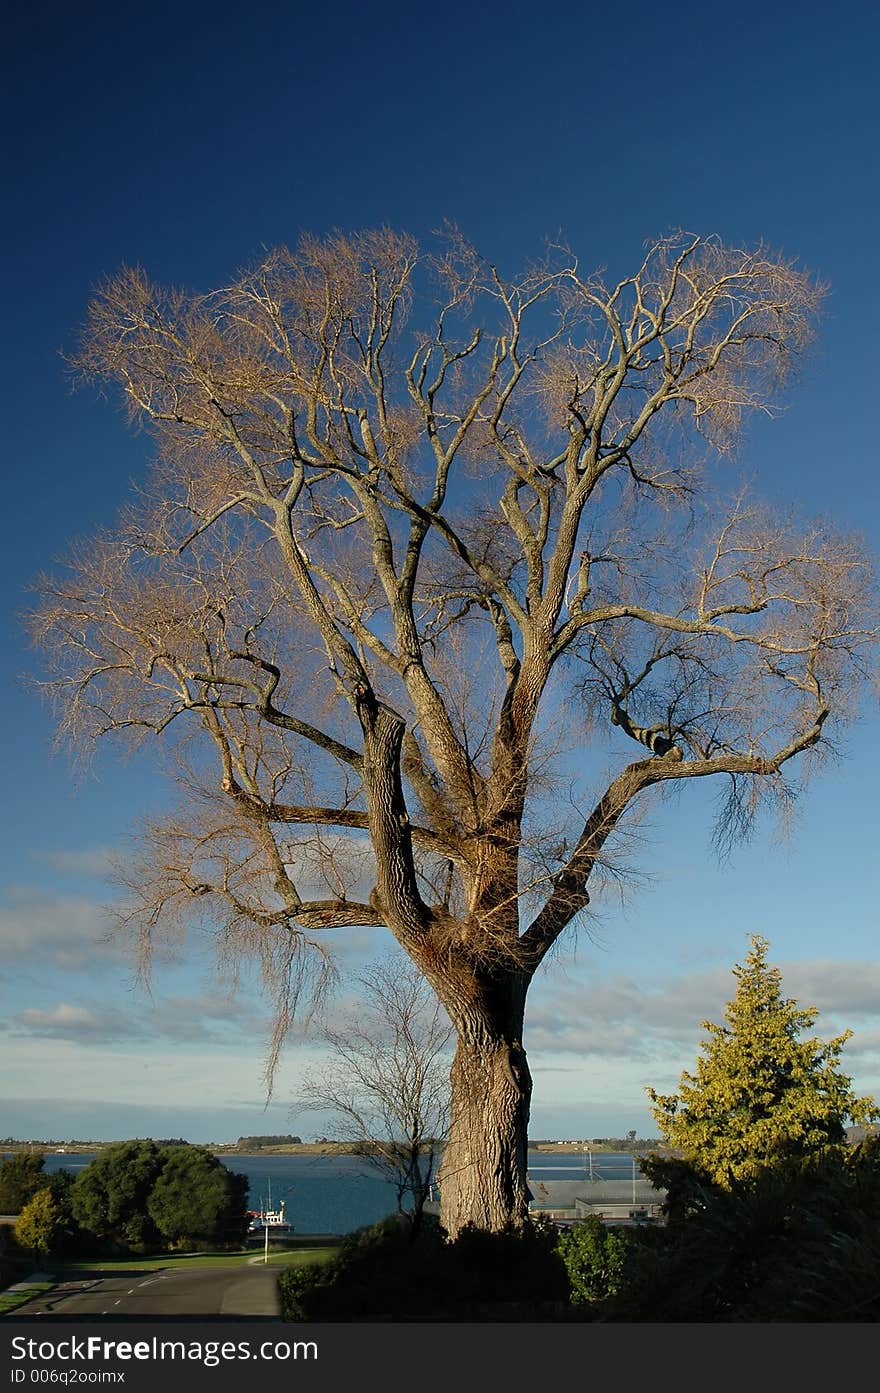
[13,1002,144,1041]
[0,1035,330,1124]
[31,848,116,878]
[0,886,116,969]
[10,990,269,1047]
[143,991,268,1044]
[525,959,880,1072]
[781,962,880,1022]
[833,1028,880,1067]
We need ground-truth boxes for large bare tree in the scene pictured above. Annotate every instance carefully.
[32,228,877,1237]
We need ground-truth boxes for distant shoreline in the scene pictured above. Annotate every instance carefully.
[3,1140,662,1158]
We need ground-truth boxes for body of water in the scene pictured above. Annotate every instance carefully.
[37,1149,646,1236]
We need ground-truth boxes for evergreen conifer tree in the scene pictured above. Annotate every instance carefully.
[647,936,878,1186]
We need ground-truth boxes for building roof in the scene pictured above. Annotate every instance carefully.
[528,1177,664,1209]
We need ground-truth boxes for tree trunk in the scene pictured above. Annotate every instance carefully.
[438,1016,532,1239]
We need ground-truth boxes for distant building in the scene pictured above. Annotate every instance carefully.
[527,1176,666,1226]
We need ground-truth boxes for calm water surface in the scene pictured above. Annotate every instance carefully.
[39,1149,645,1235]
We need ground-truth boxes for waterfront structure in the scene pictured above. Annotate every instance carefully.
[527,1176,666,1225]
[424,1167,667,1227]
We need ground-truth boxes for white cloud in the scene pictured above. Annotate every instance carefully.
[524,959,880,1073]
[0,1036,331,1117]
[780,961,880,1022]
[13,1002,143,1041]
[32,848,116,878]
[0,886,117,969]
[9,990,270,1046]
[143,991,268,1044]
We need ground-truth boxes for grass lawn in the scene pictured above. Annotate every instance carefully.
[67,1247,339,1273]
[0,1283,54,1317]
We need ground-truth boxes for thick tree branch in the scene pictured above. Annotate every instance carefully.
[520,701,830,968]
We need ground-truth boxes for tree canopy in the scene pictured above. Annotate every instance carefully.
[31,227,879,1235]
[14,1188,66,1258]
[0,1153,47,1213]
[146,1145,248,1247]
[647,935,879,1185]
[70,1140,165,1248]
[70,1140,247,1251]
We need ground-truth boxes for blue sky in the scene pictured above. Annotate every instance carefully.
[1,0,878,1144]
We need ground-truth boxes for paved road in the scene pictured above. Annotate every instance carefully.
[9,1262,281,1320]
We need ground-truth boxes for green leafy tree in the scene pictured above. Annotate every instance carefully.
[647,936,878,1186]
[41,1171,85,1256]
[0,1153,47,1212]
[611,1138,880,1322]
[70,1140,247,1253]
[15,1188,65,1258]
[70,1140,164,1249]
[146,1146,248,1248]
[556,1215,630,1306]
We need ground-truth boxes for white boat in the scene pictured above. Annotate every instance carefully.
[247,1181,292,1232]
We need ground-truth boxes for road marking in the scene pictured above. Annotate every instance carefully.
[114,1299,121,1305]
[128,1289,135,1294]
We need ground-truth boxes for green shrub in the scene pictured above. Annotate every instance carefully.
[15,1189,66,1258]
[609,1140,880,1321]
[69,1140,248,1255]
[278,1213,569,1321]
[0,1154,48,1213]
[555,1217,631,1307]
[279,1144,880,1323]
[278,1258,342,1320]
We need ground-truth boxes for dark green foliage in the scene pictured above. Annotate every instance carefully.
[445,1217,570,1317]
[278,1143,880,1322]
[637,1153,718,1227]
[278,1213,570,1321]
[70,1141,164,1250]
[25,1171,85,1257]
[69,1140,247,1254]
[236,1135,302,1149]
[278,1254,351,1321]
[279,1216,431,1320]
[609,1139,880,1321]
[555,1216,632,1307]
[0,1153,47,1212]
[147,1147,248,1248]
[0,1224,32,1294]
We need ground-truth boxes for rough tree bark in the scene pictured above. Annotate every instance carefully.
[31,228,878,1237]
[439,979,532,1235]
